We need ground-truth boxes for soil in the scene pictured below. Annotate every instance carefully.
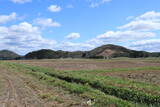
[12,59,160,71]
[0,68,43,107]
[0,65,89,107]
[104,70,160,85]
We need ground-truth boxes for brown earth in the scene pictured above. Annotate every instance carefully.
[0,68,44,107]
[0,64,89,107]
[104,70,160,85]
[12,59,160,71]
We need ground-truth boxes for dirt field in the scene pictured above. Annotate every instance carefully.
[12,58,160,85]
[12,58,160,71]
[104,70,160,84]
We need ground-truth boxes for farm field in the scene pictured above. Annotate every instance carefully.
[0,58,160,107]
[1,0,160,106]
[13,58,160,84]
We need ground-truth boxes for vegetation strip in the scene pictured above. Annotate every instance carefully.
[4,62,160,106]
[40,71,160,106]
[67,66,160,74]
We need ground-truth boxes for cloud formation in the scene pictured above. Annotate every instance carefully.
[48,5,62,12]
[65,33,81,39]
[87,0,111,8]
[0,22,56,54]
[97,31,155,42]
[118,11,160,31]
[0,12,17,24]
[130,39,160,52]
[34,18,61,28]
[10,0,32,4]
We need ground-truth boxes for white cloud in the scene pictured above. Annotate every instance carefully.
[0,12,17,24]
[0,22,56,54]
[66,33,81,39]
[130,39,160,52]
[118,11,160,31]
[136,11,160,20]
[48,5,61,12]
[34,18,61,27]
[10,0,32,4]
[88,0,111,8]
[59,41,94,51]
[97,30,155,42]
[84,30,155,50]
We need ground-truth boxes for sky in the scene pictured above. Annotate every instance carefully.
[0,0,160,55]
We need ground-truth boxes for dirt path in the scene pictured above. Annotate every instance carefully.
[0,64,89,107]
[0,68,44,107]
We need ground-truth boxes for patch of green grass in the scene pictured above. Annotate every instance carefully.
[66,66,160,74]
[39,93,53,100]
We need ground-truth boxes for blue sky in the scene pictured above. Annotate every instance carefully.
[0,0,160,54]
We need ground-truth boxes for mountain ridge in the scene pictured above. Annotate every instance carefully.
[24,44,160,59]
[0,44,160,60]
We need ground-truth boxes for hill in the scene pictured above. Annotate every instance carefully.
[25,49,85,59]
[24,44,160,59]
[25,49,60,59]
[85,44,150,59]
[0,50,21,60]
